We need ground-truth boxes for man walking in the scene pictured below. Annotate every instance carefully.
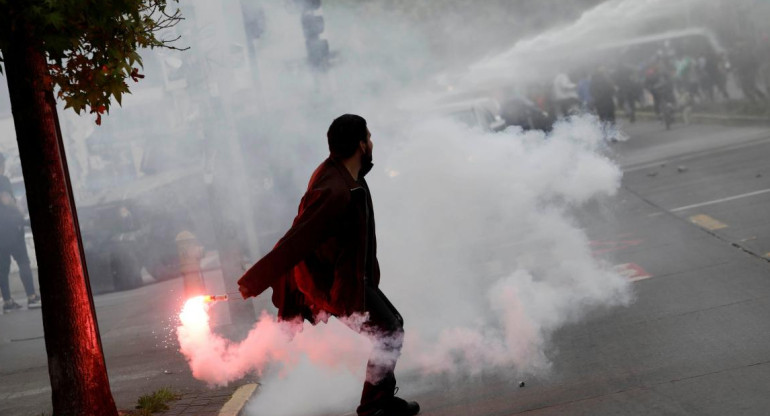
[0,152,41,312]
[238,114,419,416]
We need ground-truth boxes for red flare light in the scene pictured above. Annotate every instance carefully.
[180,296,210,331]
[202,294,228,303]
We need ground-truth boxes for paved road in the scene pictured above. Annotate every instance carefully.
[404,121,770,416]
[3,120,770,415]
[0,264,262,415]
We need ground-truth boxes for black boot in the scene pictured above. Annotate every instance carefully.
[364,396,420,416]
[382,395,420,416]
[358,380,419,416]
[357,379,394,416]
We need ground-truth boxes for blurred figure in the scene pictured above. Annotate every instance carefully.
[652,69,677,130]
[645,57,673,116]
[675,55,701,102]
[590,67,616,126]
[614,62,639,122]
[0,153,40,312]
[760,34,770,98]
[576,70,593,111]
[699,51,730,101]
[552,71,580,117]
[732,41,766,103]
[527,83,556,132]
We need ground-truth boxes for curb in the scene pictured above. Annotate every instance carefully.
[634,110,770,127]
[218,383,258,416]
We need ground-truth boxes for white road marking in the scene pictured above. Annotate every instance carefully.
[4,386,50,399]
[1,369,161,400]
[668,188,770,213]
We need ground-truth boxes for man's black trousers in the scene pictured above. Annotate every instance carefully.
[352,285,405,415]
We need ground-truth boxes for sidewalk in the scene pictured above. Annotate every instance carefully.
[150,383,258,416]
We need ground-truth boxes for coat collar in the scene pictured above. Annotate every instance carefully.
[327,156,363,190]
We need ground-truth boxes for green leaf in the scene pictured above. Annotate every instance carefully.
[43,12,65,29]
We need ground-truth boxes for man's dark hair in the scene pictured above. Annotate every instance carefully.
[327,114,367,159]
[0,152,5,166]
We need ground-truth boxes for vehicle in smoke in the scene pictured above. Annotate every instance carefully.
[78,167,212,293]
[79,200,145,292]
[428,97,507,133]
[498,94,552,132]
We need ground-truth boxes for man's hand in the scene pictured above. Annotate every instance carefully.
[238,283,252,300]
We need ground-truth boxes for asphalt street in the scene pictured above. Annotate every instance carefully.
[0,263,263,415]
[401,120,770,416]
[2,120,770,415]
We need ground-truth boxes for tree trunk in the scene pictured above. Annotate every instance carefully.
[3,26,118,416]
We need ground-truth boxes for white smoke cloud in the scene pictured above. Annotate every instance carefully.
[168,0,667,415]
[177,114,632,414]
[178,299,371,387]
[373,115,630,378]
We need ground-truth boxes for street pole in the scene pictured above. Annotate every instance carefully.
[191,0,260,324]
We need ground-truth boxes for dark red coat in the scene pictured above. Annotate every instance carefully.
[237,157,380,321]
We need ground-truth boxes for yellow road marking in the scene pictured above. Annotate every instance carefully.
[688,214,727,231]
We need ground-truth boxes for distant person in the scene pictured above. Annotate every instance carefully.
[613,62,639,122]
[577,72,593,110]
[237,115,420,416]
[528,83,556,131]
[0,153,41,312]
[699,52,730,101]
[675,55,701,102]
[552,72,580,117]
[645,59,675,116]
[732,41,767,103]
[760,34,770,97]
[590,67,616,125]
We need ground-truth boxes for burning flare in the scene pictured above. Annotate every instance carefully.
[203,294,229,303]
[180,296,211,335]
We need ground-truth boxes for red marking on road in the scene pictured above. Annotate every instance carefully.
[613,263,652,282]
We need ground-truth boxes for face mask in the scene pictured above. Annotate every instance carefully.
[359,144,374,177]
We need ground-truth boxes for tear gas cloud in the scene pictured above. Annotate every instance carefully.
[165,1,709,414]
[178,112,630,415]
[1,0,718,414]
[375,116,629,374]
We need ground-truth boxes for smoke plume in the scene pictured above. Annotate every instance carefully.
[168,0,676,415]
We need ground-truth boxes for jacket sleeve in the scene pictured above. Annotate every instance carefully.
[237,186,348,297]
